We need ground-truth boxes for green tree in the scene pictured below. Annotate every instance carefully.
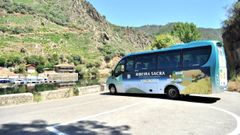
[36,65,44,73]
[4,54,23,67]
[26,55,46,73]
[171,22,200,43]
[151,34,181,49]
[222,0,240,77]
[45,62,54,69]
[0,56,6,67]
[26,55,45,66]
[224,0,240,27]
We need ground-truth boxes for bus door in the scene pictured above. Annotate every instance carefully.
[112,59,125,93]
[124,54,159,94]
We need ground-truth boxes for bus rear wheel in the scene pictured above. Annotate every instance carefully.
[166,87,179,100]
[109,85,117,95]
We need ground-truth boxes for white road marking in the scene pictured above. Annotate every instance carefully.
[46,126,67,135]
[183,102,240,135]
[46,101,144,135]
[208,106,240,135]
[46,98,240,135]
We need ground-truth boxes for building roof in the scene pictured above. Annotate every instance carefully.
[26,64,36,68]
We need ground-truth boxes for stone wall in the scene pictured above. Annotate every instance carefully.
[0,93,33,106]
[0,84,107,106]
[40,88,74,101]
[78,84,107,95]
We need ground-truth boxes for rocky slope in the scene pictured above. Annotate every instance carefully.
[222,0,240,74]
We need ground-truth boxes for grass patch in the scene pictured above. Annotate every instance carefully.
[228,75,240,92]
[0,14,34,25]
[13,0,34,5]
[33,92,42,102]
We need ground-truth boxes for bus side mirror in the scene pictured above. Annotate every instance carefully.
[111,70,114,76]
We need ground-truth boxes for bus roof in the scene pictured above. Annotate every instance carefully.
[125,40,221,58]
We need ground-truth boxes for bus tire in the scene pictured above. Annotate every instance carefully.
[166,86,179,100]
[109,85,117,95]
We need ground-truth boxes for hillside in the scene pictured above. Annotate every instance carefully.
[0,0,152,80]
[134,23,222,41]
[0,0,151,61]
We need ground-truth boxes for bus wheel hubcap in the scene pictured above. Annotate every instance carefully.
[169,89,176,97]
[110,87,115,93]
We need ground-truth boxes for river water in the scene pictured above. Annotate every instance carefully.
[0,79,99,95]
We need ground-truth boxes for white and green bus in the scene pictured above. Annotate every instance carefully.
[106,40,228,99]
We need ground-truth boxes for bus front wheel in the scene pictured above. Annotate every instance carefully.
[109,85,117,95]
[166,87,179,100]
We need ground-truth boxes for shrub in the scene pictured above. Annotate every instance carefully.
[13,27,33,34]
[0,26,8,33]
[89,67,100,80]
[68,54,82,65]
[3,54,24,67]
[14,64,26,74]
[86,62,95,68]
[73,86,79,96]
[48,54,59,65]
[228,75,240,92]
[0,56,6,67]
[0,1,35,15]
[45,62,54,69]
[33,92,42,102]
[26,55,45,66]
[36,65,44,73]
[75,65,85,79]
[99,44,125,62]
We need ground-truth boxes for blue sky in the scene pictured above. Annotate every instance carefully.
[87,0,237,28]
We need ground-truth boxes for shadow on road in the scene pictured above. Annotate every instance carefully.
[101,92,220,104]
[56,120,130,135]
[0,120,130,135]
[0,120,55,135]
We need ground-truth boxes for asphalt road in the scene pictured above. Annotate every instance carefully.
[0,91,240,135]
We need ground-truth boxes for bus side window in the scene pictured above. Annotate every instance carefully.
[114,59,125,77]
[183,46,211,68]
[134,54,156,71]
[126,58,134,72]
[158,52,180,69]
